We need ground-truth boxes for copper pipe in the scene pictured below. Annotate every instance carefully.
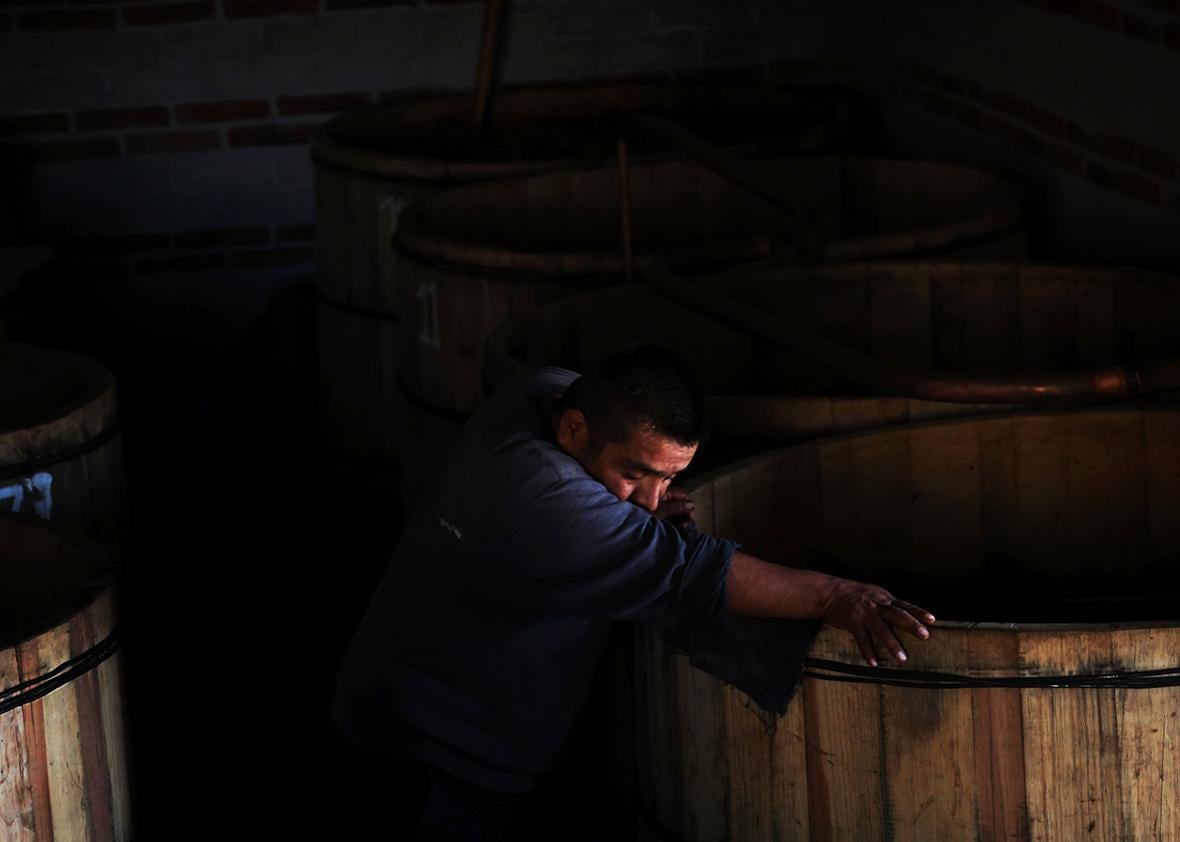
[640,265,1180,405]
[617,137,634,283]
[472,0,508,138]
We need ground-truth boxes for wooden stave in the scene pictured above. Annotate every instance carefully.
[0,344,126,553]
[0,516,131,842]
[637,407,1180,842]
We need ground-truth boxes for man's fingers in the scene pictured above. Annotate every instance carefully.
[881,603,933,640]
[869,615,907,663]
[890,599,936,627]
[852,627,879,668]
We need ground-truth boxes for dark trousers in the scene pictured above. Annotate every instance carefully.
[327,725,537,841]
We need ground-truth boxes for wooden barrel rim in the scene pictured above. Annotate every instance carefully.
[0,515,113,655]
[685,404,1180,637]
[395,157,1022,273]
[311,82,848,181]
[0,343,118,467]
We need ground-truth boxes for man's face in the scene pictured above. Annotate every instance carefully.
[557,409,697,512]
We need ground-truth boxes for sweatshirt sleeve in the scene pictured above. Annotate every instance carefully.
[487,472,737,622]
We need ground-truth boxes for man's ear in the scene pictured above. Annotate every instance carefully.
[555,408,590,457]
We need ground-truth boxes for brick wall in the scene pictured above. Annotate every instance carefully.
[0,0,868,300]
[875,0,1180,267]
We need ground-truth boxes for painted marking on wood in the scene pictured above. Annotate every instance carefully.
[0,473,53,519]
[418,280,441,348]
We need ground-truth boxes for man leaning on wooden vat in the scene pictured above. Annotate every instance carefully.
[330,344,935,840]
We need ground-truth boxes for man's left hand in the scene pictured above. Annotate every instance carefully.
[656,488,695,526]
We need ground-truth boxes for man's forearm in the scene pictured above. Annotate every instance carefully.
[725,550,839,618]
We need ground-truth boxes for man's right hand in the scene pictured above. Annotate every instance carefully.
[821,579,935,667]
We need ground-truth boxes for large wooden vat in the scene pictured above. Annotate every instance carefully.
[0,515,131,840]
[395,168,1023,502]
[313,82,847,469]
[486,262,1180,460]
[637,407,1180,842]
[0,344,126,552]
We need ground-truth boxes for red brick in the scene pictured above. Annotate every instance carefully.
[76,106,170,131]
[277,223,316,242]
[30,138,121,160]
[123,1,216,25]
[1097,133,1137,165]
[227,123,316,147]
[0,112,70,136]
[19,7,115,29]
[1137,143,1177,178]
[276,92,371,116]
[176,227,269,248]
[1025,104,1065,138]
[176,99,272,124]
[135,253,226,274]
[971,85,1027,121]
[126,130,221,154]
[1122,13,1162,42]
[234,247,315,268]
[223,0,318,18]
[1078,0,1121,29]
[324,0,414,8]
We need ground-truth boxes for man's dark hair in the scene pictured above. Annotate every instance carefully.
[562,344,709,448]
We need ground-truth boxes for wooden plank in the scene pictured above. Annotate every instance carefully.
[1010,415,1072,578]
[802,677,886,840]
[1144,411,1180,563]
[1117,627,1180,841]
[1063,411,1150,576]
[721,686,775,842]
[676,656,729,842]
[1019,631,1125,841]
[819,428,913,579]
[882,683,979,840]
[38,624,90,842]
[907,418,984,579]
[0,643,36,842]
[972,687,1029,842]
[769,696,809,842]
[68,611,114,842]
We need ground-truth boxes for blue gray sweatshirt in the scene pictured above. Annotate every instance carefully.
[330,367,736,793]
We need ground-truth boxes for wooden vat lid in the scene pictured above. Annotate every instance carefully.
[311,81,848,180]
[0,343,117,467]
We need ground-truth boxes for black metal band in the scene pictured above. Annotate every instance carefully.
[0,419,121,483]
[0,626,120,715]
[803,656,1180,690]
